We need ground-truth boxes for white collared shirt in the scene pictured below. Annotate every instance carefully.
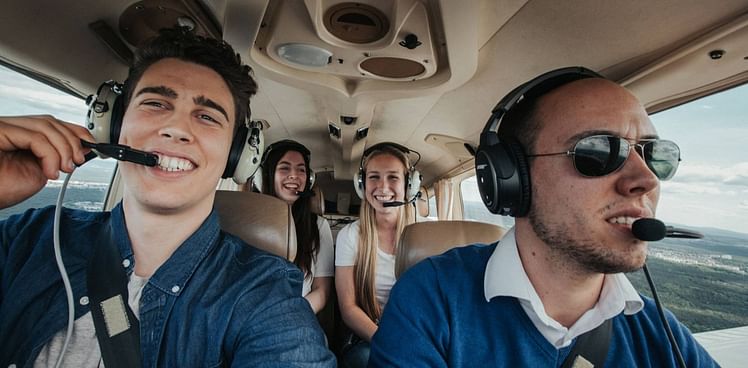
[484,227,644,348]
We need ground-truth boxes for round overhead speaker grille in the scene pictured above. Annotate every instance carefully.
[360,57,426,79]
[324,3,389,44]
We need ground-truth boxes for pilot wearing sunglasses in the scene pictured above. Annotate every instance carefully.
[369,67,717,367]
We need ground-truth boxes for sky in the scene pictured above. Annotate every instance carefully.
[1,65,746,234]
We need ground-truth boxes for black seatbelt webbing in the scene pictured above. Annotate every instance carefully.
[560,318,613,368]
[87,223,142,368]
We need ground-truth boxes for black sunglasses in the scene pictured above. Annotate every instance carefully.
[527,134,681,180]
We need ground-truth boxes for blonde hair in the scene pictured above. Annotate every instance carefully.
[353,147,415,322]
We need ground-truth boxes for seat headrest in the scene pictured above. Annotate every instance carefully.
[214,190,297,261]
[395,220,506,278]
[310,186,325,215]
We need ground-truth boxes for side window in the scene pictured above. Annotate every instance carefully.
[626,84,748,333]
[428,194,438,220]
[0,64,117,221]
[460,175,515,229]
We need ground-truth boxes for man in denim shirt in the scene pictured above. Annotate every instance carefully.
[0,28,335,367]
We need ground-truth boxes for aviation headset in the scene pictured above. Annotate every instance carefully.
[252,139,316,194]
[354,142,422,201]
[85,80,264,184]
[475,66,603,217]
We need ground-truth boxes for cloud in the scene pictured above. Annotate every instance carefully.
[661,182,734,195]
[0,85,83,109]
[0,84,87,122]
[740,201,748,210]
[670,162,748,188]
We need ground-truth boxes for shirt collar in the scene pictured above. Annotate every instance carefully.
[109,202,222,296]
[483,226,644,347]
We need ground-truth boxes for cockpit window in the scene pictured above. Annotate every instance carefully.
[0,64,117,220]
[627,83,748,333]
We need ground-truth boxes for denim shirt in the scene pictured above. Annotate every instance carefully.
[0,204,335,367]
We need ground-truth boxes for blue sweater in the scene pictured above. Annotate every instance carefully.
[370,243,718,367]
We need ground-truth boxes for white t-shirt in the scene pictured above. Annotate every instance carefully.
[302,216,335,296]
[334,220,396,308]
[34,273,149,367]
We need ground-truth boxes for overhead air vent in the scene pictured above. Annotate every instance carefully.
[324,3,389,44]
[119,0,219,47]
[360,57,425,79]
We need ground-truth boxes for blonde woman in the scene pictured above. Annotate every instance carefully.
[335,143,420,368]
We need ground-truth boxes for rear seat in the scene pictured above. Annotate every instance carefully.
[214,190,297,260]
[395,220,507,278]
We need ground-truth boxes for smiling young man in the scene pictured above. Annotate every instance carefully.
[0,28,334,367]
[369,68,717,367]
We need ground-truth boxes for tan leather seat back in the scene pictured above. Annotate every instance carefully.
[214,190,297,261]
[395,220,506,278]
[310,186,325,215]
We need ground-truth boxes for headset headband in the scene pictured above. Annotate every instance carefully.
[262,139,311,164]
[480,66,603,147]
[361,141,420,168]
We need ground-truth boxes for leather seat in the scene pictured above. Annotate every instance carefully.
[214,190,297,261]
[395,220,507,278]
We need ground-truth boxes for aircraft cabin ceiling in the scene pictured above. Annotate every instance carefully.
[1,0,747,185]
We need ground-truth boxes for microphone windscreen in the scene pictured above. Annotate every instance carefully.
[632,218,667,241]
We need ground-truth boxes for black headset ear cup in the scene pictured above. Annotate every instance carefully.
[223,123,249,179]
[505,140,531,217]
[109,93,125,144]
[476,67,603,217]
[475,140,531,217]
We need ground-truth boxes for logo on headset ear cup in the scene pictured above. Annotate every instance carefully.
[475,140,531,217]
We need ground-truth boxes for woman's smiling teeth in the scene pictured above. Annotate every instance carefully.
[374,194,394,202]
[157,154,195,172]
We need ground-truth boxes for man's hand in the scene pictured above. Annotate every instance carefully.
[0,115,94,209]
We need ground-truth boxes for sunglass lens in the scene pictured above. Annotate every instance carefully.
[644,140,680,180]
[573,135,629,176]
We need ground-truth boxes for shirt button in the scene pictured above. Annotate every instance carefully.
[171,285,180,293]
[122,259,131,268]
[79,296,89,306]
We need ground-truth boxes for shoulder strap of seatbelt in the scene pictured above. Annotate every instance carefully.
[560,318,613,368]
[87,222,142,368]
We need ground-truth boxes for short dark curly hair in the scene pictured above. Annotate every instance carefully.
[122,27,257,135]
